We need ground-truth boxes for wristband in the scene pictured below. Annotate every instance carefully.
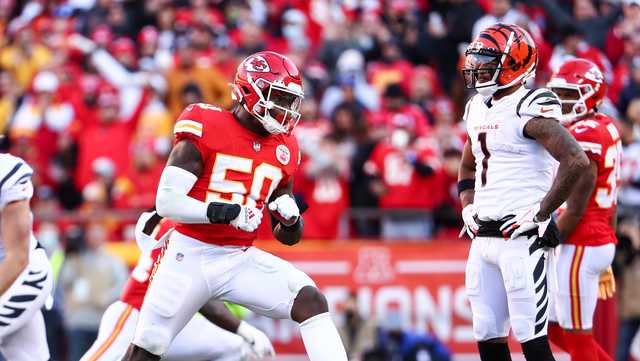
[207,202,241,224]
[457,179,475,196]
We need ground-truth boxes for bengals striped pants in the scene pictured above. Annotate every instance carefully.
[465,235,553,343]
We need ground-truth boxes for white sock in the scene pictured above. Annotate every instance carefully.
[299,312,348,361]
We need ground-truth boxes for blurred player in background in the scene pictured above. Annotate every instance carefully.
[546,58,620,361]
[81,209,274,361]
[123,51,348,361]
[0,154,53,360]
[458,24,590,361]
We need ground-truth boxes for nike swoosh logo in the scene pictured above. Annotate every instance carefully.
[540,107,553,113]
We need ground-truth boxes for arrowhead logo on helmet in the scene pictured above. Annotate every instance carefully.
[245,56,271,73]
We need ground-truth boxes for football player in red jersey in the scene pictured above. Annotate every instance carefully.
[123,51,348,361]
[546,58,620,361]
[81,210,274,361]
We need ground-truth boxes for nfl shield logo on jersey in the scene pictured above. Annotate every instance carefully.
[276,144,290,165]
[244,56,271,72]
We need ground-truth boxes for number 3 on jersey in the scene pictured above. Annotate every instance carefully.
[207,153,283,207]
[595,124,622,208]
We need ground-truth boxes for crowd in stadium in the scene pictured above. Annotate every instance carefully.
[1,0,640,360]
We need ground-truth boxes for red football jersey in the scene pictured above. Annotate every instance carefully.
[296,159,349,240]
[172,103,300,246]
[364,138,445,209]
[120,219,175,309]
[564,113,621,246]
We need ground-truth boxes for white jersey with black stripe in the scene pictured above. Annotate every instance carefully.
[0,153,36,261]
[463,86,562,221]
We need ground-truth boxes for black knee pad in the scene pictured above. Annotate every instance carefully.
[477,340,512,361]
[521,336,555,361]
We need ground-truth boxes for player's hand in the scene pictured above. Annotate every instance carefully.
[230,205,263,232]
[268,194,299,226]
[459,204,479,239]
[598,266,616,300]
[237,321,276,358]
[500,204,551,239]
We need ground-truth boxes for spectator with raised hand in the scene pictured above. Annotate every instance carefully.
[73,83,150,189]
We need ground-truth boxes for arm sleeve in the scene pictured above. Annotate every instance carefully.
[517,88,563,137]
[0,157,34,210]
[155,166,210,223]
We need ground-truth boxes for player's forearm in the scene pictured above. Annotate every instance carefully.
[539,155,589,219]
[556,211,583,241]
[199,300,241,333]
[457,166,475,207]
[155,166,210,223]
[556,160,597,239]
[525,117,590,219]
[273,217,303,246]
[459,189,475,208]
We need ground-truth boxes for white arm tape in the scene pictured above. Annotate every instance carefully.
[155,166,210,224]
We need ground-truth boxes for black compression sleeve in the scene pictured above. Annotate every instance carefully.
[206,202,241,224]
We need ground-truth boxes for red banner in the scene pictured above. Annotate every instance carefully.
[251,240,477,354]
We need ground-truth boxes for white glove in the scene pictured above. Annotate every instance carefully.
[459,204,479,239]
[499,204,551,239]
[230,205,263,232]
[268,194,300,226]
[237,321,276,358]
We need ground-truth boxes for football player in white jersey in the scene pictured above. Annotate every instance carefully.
[0,154,53,360]
[458,24,590,361]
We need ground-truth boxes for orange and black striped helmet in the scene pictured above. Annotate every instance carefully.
[462,23,538,95]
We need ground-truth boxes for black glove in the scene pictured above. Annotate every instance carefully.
[539,217,561,248]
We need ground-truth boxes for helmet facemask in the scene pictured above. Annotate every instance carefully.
[548,83,595,124]
[462,31,536,97]
[462,51,504,96]
[245,75,303,135]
